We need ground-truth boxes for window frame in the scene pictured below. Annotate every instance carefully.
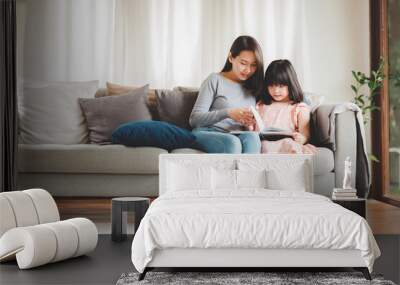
[370,0,400,207]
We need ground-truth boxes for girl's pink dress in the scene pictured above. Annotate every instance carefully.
[256,101,317,154]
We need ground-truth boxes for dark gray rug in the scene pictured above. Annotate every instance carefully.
[116,271,396,285]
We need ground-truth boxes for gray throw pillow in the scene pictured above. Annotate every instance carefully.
[155,87,199,130]
[79,85,151,144]
[18,80,99,144]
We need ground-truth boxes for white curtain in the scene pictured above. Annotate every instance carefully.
[112,0,311,90]
[17,0,312,90]
[17,0,114,86]
[16,0,371,104]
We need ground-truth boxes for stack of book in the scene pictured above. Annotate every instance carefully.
[332,188,358,200]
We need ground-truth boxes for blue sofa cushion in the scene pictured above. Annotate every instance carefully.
[112,120,197,151]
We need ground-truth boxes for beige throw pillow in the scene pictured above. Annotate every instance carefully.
[106,82,156,99]
[105,81,158,119]
[106,81,137,95]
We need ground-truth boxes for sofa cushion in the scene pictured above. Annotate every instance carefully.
[103,82,158,109]
[95,85,160,120]
[313,147,334,175]
[18,145,332,176]
[96,82,156,99]
[155,87,199,129]
[106,81,137,95]
[310,104,336,148]
[112,121,197,151]
[18,80,98,144]
[18,144,166,174]
[79,85,151,144]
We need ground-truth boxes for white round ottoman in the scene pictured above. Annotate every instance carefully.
[0,189,98,269]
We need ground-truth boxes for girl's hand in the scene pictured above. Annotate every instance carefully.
[292,132,307,145]
[228,107,255,126]
[246,125,255,131]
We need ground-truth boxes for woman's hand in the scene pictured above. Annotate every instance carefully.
[228,107,255,126]
[292,132,307,145]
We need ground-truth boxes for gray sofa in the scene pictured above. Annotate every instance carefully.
[17,88,358,198]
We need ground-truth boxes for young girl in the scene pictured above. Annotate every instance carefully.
[254,59,317,154]
[189,35,264,153]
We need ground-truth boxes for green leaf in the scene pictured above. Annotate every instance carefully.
[352,71,359,81]
[364,105,373,111]
[368,154,380,163]
[351,85,357,93]
[368,81,375,90]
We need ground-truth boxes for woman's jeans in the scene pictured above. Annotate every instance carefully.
[192,127,261,154]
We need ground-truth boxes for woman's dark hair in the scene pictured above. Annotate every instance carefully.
[261,59,304,104]
[221,35,264,98]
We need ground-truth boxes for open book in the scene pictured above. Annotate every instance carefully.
[230,106,293,140]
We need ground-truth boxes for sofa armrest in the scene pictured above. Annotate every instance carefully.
[312,104,357,189]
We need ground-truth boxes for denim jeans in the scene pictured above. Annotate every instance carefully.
[192,127,261,154]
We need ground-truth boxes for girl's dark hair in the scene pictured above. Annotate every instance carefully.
[261,59,304,104]
[221,35,264,97]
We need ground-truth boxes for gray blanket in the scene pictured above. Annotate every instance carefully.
[312,103,370,198]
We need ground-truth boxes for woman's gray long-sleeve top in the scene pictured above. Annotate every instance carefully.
[189,73,256,131]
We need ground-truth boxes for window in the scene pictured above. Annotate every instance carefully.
[371,0,400,206]
[388,0,400,200]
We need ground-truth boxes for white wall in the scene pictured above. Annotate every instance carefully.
[304,0,370,104]
[304,0,371,151]
[307,0,371,153]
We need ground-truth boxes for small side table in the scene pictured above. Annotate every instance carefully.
[111,197,150,242]
[332,198,366,218]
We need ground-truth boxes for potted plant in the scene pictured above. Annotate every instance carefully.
[351,58,385,162]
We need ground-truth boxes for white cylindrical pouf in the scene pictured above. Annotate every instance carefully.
[0,189,98,269]
[1,191,39,227]
[0,219,98,269]
[67,218,98,257]
[0,226,57,269]
[42,221,79,262]
[0,196,17,237]
[23,189,60,224]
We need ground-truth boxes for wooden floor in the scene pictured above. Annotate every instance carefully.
[55,197,400,235]
[366,199,400,234]
[56,197,112,222]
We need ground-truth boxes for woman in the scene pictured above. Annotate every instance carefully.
[190,35,264,153]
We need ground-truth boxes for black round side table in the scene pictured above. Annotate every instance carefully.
[111,197,150,242]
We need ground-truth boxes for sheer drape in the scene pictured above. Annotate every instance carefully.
[1,0,18,192]
[18,0,311,88]
[17,0,114,86]
[112,0,311,90]
[16,0,369,101]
